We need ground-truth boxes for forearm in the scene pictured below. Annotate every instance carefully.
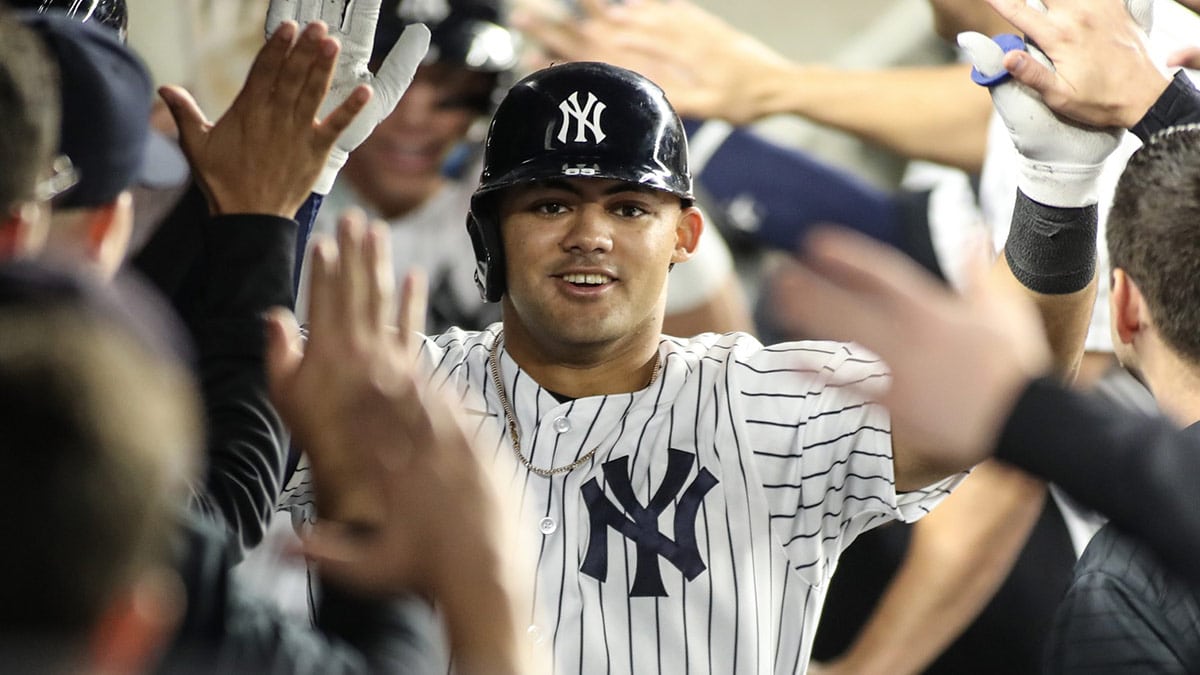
[826,462,1045,675]
[1131,70,1200,143]
[189,214,297,555]
[998,379,1200,587]
[435,563,529,675]
[747,63,992,172]
[996,191,1098,377]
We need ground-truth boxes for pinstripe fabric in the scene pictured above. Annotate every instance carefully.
[283,327,958,674]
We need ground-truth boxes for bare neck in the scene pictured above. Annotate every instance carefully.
[1138,336,1200,428]
[498,317,662,399]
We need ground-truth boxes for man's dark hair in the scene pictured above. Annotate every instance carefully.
[0,265,198,661]
[1108,124,1200,362]
[0,9,60,208]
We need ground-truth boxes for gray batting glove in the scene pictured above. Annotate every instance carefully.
[960,28,1118,208]
[267,0,430,194]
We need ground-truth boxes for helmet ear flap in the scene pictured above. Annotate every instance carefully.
[467,205,506,303]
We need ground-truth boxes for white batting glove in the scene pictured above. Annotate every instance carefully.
[959,24,1120,207]
[267,0,431,194]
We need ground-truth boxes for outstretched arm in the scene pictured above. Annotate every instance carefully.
[515,0,993,172]
[157,20,372,555]
[266,211,538,674]
[813,461,1044,675]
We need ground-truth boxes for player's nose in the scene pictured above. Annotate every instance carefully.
[560,203,614,254]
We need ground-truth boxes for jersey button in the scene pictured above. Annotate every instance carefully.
[553,416,571,433]
[539,517,557,534]
[527,624,545,645]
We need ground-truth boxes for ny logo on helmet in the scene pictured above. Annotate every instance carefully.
[557,91,607,144]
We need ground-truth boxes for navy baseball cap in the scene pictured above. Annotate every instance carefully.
[19,11,187,209]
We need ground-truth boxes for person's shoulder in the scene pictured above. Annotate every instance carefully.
[422,324,499,367]
[1075,523,1195,603]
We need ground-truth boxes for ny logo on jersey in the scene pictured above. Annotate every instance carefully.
[557,91,607,144]
[581,449,718,597]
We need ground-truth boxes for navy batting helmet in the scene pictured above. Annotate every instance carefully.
[374,0,518,74]
[466,61,693,302]
[6,0,127,41]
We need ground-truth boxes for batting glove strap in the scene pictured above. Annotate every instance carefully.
[1004,189,1097,295]
[1014,156,1106,209]
[314,147,349,196]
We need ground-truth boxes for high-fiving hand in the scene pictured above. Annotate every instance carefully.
[266,0,430,194]
[957,0,1156,207]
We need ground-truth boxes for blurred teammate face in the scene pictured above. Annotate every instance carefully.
[341,62,493,219]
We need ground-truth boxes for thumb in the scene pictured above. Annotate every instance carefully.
[157,85,210,154]
[1168,45,1200,69]
[264,306,303,406]
[1002,49,1056,97]
[372,24,431,106]
[957,31,1006,81]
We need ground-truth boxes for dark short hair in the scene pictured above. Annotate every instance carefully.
[1108,124,1200,362]
[0,262,198,651]
[0,10,60,209]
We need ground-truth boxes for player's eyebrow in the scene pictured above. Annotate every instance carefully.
[526,179,661,198]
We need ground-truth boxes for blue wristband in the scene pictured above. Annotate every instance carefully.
[970,33,1027,87]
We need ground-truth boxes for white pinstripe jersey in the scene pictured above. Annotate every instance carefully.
[283,326,957,674]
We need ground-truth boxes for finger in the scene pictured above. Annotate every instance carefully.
[336,208,370,334]
[344,0,383,41]
[302,525,385,595]
[391,372,437,458]
[770,256,888,346]
[306,235,340,343]
[981,0,1043,35]
[316,84,372,146]
[957,31,1007,80]
[516,11,585,60]
[363,221,397,334]
[1168,45,1200,69]
[1000,49,1058,98]
[243,21,299,107]
[804,227,952,310]
[157,86,211,156]
[265,0,300,38]
[296,35,341,125]
[372,24,431,106]
[274,21,330,108]
[577,0,611,19]
[397,268,428,352]
[264,307,304,410]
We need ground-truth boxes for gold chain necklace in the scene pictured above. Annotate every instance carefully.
[487,333,661,478]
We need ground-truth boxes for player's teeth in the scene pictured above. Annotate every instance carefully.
[563,273,611,285]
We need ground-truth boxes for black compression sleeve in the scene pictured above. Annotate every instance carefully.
[1003,190,1097,295]
[1131,71,1200,144]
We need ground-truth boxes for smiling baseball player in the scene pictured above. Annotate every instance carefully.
[281,42,1107,670]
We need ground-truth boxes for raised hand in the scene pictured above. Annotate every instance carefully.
[266,0,430,194]
[958,2,1139,209]
[514,0,790,124]
[974,0,1166,129]
[265,209,531,673]
[772,226,1052,476]
[159,21,371,217]
[266,208,422,525]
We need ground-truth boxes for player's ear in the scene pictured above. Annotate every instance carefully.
[83,191,134,279]
[88,567,183,674]
[671,206,703,264]
[0,201,49,260]
[1110,267,1144,345]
